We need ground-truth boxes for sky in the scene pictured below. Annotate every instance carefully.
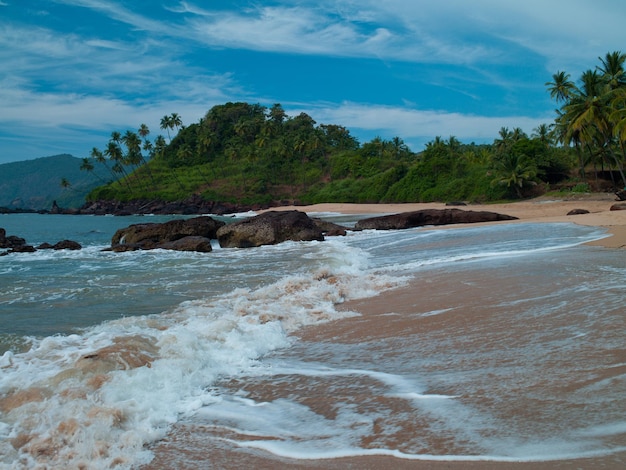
[1,1,626,164]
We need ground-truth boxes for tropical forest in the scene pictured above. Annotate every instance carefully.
[80,51,626,206]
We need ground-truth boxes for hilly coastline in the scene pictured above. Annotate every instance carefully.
[0,154,110,211]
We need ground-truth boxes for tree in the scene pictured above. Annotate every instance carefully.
[492,153,537,198]
[160,115,173,141]
[546,71,575,104]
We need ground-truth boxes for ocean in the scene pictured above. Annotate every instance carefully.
[0,212,625,469]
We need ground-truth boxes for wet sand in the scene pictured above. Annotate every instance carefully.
[267,193,626,249]
[145,195,626,469]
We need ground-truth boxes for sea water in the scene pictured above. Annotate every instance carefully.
[0,213,623,468]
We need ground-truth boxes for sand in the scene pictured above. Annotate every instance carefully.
[266,193,626,249]
[145,194,626,469]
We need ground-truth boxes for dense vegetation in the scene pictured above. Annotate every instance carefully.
[83,51,626,206]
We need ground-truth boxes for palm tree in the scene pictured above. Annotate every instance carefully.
[170,113,182,132]
[90,147,117,182]
[492,153,537,198]
[597,51,626,90]
[532,124,553,147]
[546,71,575,104]
[160,115,172,141]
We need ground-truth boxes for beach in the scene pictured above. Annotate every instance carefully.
[144,194,626,469]
[265,192,626,249]
[2,195,626,469]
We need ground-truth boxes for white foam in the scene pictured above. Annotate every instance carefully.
[0,240,404,469]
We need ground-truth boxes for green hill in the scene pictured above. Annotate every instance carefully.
[86,102,580,206]
[0,154,111,210]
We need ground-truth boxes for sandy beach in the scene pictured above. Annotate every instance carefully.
[147,194,626,470]
[267,192,626,249]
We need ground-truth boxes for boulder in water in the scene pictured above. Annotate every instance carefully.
[110,216,224,252]
[217,210,324,248]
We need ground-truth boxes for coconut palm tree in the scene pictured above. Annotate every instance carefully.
[546,71,576,104]
[492,153,537,198]
[160,115,173,141]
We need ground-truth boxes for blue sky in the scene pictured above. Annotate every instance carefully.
[1,0,625,164]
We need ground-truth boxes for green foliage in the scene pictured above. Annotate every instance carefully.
[84,99,594,206]
[547,50,626,187]
[571,182,590,193]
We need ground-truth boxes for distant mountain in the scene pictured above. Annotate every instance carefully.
[0,154,110,210]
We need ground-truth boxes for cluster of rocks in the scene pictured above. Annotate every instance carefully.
[109,211,346,252]
[1,208,531,255]
[0,228,81,256]
[77,196,280,216]
[108,208,518,253]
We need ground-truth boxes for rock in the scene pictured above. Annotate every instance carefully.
[566,209,590,215]
[53,240,82,250]
[112,216,225,245]
[37,240,81,250]
[111,216,225,252]
[217,210,324,248]
[615,189,626,201]
[312,218,348,237]
[50,200,61,214]
[0,228,26,249]
[8,245,36,253]
[610,202,626,211]
[78,196,276,216]
[354,208,518,230]
[158,236,213,252]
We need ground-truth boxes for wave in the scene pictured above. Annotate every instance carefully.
[0,241,404,469]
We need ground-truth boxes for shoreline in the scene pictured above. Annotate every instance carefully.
[263,193,626,249]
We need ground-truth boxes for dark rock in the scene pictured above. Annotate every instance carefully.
[354,208,518,230]
[217,211,324,248]
[567,209,590,215]
[37,240,82,250]
[610,202,626,211]
[615,189,626,201]
[0,228,26,249]
[78,195,274,216]
[50,200,61,214]
[110,216,224,252]
[52,240,82,250]
[8,245,36,253]
[158,236,213,252]
[312,218,348,237]
[112,217,225,246]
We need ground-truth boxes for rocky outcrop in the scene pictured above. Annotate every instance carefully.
[110,216,224,252]
[79,196,279,216]
[354,208,518,230]
[1,229,82,255]
[566,209,590,215]
[0,228,26,249]
[610,202,626,211]
[36,240,82,250]
[311,218,348,237]
[217,210,324,248]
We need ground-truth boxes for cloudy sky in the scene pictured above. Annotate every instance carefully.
[1,0,625,164]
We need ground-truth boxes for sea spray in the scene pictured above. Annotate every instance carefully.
[0,239,404,469]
